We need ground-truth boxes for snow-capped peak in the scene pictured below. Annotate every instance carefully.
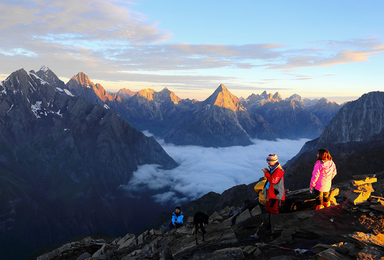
[39,65,50,73]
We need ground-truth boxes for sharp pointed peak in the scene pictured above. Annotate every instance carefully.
[216,84,228,92]
[204,84,245,111]
[39,65,50,73]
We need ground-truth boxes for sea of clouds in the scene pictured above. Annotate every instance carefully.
[122,132,309,205]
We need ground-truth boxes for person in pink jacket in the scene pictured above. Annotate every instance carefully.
[309,148,337,210]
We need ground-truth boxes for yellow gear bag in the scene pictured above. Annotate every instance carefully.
[254,177,267,206]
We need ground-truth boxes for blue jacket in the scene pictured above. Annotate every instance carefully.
[172,212,184,225]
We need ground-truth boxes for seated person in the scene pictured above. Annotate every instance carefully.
[169,206,184,230]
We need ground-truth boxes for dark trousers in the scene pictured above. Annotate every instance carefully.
[168,223,183,230]
[314,189,330,205]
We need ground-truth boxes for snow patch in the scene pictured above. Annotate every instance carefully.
[104,104,110,110]
[29,81,36,91]
[31,101,42,118]
[40,65,49,72]
[29,72,48,85]
[52,109,63,118]
[7,104,14,114]
[56,87,63,92]
[64,89,74,97]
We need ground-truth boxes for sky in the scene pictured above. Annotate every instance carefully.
[0,1,383,103]
[122,133,309,204]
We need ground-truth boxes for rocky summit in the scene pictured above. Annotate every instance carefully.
[36,174,384,260]
[164,84,280,147]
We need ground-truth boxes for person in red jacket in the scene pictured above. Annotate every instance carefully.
[262,154,285,214]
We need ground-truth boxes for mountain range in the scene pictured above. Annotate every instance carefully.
[284,91,384,190]
[0,65,353,259]
[37,66,341,147]
[0,67,177,259]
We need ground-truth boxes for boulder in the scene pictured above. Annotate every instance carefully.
[349,232,384,247]
[316,248,350,260]
[235,210,251,225]
[149,229,163,236]
[92,243,114,259]
[218,206,232,217]
[345,190,372,205]
[116,233,135,247]
[250,205,262,216]
[76,252,92,260]
[187,216,194,228]
[253,248,262,257]
[242,245,256,255]
[357,246,383,260]
[209,211,223,223]
[118,236,137,250]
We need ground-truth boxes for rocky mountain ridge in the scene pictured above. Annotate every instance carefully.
[26,66,342,146]
[163,84,280,147]
[0,67,178,260]
[284,91,384,190]
[34,174,384,260]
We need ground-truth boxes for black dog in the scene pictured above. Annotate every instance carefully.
[191,212,209,245]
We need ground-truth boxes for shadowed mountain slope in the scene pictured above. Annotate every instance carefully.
[0,68,177,260]
[284,91,384,190]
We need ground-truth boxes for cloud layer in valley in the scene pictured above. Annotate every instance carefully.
[122,134,309,205]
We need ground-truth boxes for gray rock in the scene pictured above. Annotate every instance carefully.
[76,252,91,260]
[254,248,262,257]
[242,245,256,254]
[137,233,145,245]
[250,205,262,216]
[117,233,135,247]
[92,243,108,259]
[357,246,383,260]
[235,210,252,225]
[210,211,223,223]
[187,216,194,228]
[296,211,315,220]
[317,248,350,260]
[219,206,232,217]
[118,236,137,250]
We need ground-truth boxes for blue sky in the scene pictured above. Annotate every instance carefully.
[0,0,383,103]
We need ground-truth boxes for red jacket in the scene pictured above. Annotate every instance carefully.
[264,164,285,200]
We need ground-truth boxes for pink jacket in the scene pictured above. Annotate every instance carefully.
[310,160,337,192]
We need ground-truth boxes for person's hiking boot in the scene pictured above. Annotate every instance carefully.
[323,201,331,208]
[316,205,324,210]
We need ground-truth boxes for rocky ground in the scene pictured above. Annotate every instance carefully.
[35,175,384,260]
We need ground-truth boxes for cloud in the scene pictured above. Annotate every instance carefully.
[268,39,384,70]
[1,1,383,91]
[122,133,309,204]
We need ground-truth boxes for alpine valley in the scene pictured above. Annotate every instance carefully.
[0,65,345,259]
